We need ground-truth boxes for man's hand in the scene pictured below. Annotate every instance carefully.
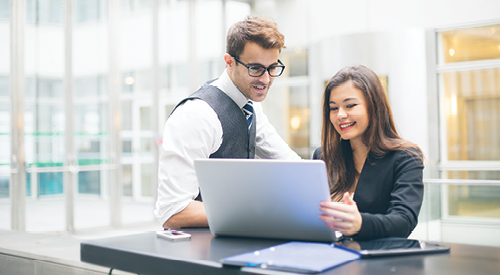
[163,201,209,229]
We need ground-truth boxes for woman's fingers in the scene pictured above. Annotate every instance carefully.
[319,214,354,231]
[319,206,350,221]
[319,195,362,236]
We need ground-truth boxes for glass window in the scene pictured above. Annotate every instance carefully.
[0,76,7,97]
[26,0,37,23]
[25,77,36,97]
[281,49,308,77]
[198,60,214,87]
[75,0,107,24]
[78,171,100,194]
[121,101,132,131]
[0,0,9,20]
[25,0,65,197]
[122,72,135,94]
[172,64,188,88]
[38,78,63,97]
[75,75,107,97]
[0,173,8,199]
[122,0,151,14]
[289,86,310,158]
[74,103,110,168]
[437,23,500,222]
[140,137,152,156]
[38,172,63,196]
[438,24,500,63]
[122,164,132,196]
[446,171,500,181]
[447,185,500,219]
[140,106,150,131]
[261,48,311,158]
[71,0,111,228]
[261,84,310,159]
[120,71,151,94]
[0,87,9,176]
[0,133,8,172]
[441,69,500,161]
[122,139,132,156]
[164,104,175,123]
[33,0,64,25]
[141,163,152,197]
[160,66,170,90]
[134,70,152,92]
[27,90,65,179]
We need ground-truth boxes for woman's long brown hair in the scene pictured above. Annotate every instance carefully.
[320,65,422,199]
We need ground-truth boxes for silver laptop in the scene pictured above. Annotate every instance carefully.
[194,158,338,242]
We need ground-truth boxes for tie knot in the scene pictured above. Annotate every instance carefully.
[243,101,254,132]
[243,101,254,116]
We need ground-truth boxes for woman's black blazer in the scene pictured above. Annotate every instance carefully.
[313,147,424,240]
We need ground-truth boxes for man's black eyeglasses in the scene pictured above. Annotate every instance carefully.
[233,56,285,77]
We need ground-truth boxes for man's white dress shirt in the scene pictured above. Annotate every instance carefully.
[154,70,301,225]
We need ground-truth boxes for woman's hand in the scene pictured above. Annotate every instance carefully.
[319,192,362,236]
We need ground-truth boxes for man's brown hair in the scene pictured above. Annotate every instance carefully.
[226,15,285,58]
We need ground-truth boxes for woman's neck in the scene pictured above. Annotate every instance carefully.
[350,139,369,173]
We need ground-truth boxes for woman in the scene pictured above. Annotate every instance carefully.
[314,65,424,241]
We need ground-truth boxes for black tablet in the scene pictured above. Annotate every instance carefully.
[335,238,450,258]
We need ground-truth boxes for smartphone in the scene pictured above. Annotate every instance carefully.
[156,230,191,241]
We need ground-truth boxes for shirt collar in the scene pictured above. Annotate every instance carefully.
[210,69,249,109]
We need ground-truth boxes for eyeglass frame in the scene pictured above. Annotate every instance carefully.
[233,56,286,77]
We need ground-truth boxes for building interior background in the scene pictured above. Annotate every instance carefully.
[1,0,500,249]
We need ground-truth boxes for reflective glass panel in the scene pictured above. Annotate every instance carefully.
[0,100,8,199]
[281,49,308,77]
[38,172,63,195]
[122,164,132,197]
[122,101,132,131]
[0,172,9,229]
[36,0,64,24]
[445,170,500,219]
[74,104,110,168]
[441,69,500,161]
[0,0,9,19]
[75,0,107,23]
[446,184,500,219]
[261,84,310,159]
[141,163,152,197]
[439,24,500,63]
[0,2,8,202]
[289,85,310,158]
[75,75,107,97]
[26,81,65,194]
[78,171,100,194]
[73,0,111,211]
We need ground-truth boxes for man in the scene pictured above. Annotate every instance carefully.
[154,16,300,229]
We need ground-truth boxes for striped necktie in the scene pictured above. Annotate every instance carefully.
[242,101,254,132]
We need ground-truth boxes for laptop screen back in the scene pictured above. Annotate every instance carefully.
[194,159,337,242]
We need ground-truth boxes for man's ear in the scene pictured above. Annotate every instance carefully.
[223,53,233,68]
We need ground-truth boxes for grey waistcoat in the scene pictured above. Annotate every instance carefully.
[171,82,257,200]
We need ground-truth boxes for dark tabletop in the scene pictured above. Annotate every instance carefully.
[81,228,500,275]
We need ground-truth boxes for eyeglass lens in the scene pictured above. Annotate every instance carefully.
[248,65,284,77]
